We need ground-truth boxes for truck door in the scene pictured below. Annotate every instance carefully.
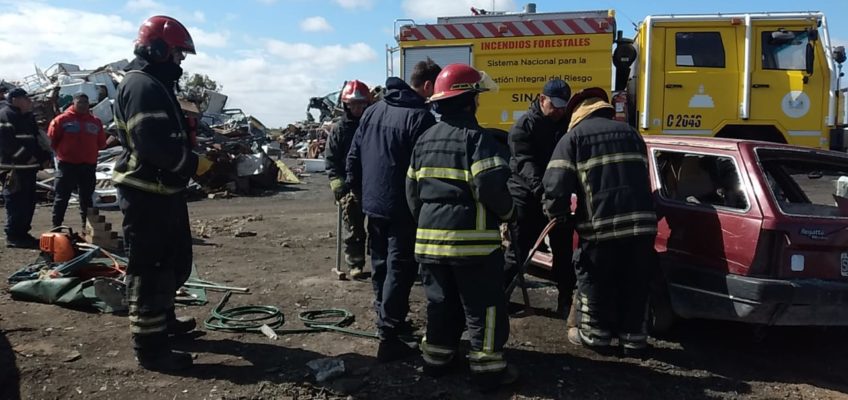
[749,26,824,145]
[662,28,739,135]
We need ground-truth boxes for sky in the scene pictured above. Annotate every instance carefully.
[0,0,845,128]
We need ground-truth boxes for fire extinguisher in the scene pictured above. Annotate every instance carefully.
[612,91,629,123]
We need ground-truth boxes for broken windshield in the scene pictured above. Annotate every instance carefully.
[757,148,848,218]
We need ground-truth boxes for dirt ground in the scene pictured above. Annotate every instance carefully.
[1,167,848,400]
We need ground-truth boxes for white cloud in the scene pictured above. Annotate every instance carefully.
[190,27,230,49]
[124,0,166,13]
[402,0,516,19]
[192,11,206,23]
[334,0,374,10]
[300,16,333,33]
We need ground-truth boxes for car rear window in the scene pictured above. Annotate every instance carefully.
[757,148,848,218]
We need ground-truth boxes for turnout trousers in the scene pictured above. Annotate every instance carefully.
[368,213,417,339]
[51,161,96,228]
[420,250,510,379]
[118,185,192,354]
[3,169,38,240]
[573,235,656,349]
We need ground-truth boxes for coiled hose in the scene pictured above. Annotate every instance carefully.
[204,291,380,338]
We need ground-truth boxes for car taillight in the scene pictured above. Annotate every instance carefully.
[749,229,788,277]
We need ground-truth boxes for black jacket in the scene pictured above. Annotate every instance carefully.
[347,77,435,219]
[406,113,514,265]
[112,57,199,195]
[542,114,656,242]
[324,113,359,189]
[0,105,51,170]
[507,100,567,201]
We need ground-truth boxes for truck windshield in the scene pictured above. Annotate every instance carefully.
[757,149,848,218]
[761,30,809,71]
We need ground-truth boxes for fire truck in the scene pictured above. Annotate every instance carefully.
[389,4,847,150]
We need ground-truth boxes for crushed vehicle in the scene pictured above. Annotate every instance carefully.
[530,136,848,330]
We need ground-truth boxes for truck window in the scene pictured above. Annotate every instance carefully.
[757,149,848,218]
[761,31,808,71]
[675,32,725,68]
[655,150,748,210]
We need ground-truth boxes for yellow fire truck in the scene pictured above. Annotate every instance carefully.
[390,4,847,150]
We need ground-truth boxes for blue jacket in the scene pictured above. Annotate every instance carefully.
[346,77,436,219]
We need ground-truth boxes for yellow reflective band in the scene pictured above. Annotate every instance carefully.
[414,243,499,257]
[578,152,646,171]
[129,325,167,334]
[577,211,657,231]
[112,171,184,195]
[416,229,500,241]
[413,167,471,182]
[483,306,496,353]
[329,178,344,191]
[128,314,166,324]
[476,202,486,230]
[469,361,508,372]
[579,224,658,241]
[406,166,417,180]
[470,156,507,176]
[547,159,576,171]
[469,351,504,362]
[125,111,169,132]
[420,338,455,355]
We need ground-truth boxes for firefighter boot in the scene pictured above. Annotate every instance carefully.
[166,309,197,335]
[377,337,418,363]
[134,333,193,372]
[474,364,520,393]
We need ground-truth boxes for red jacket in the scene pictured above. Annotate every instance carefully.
[47,105,107,165]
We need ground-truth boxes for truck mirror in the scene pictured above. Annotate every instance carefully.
[807,28,819,42]
[806,42,815,76]
[770,29,795,44]
[613,41,637,69]
[835,46,847,65]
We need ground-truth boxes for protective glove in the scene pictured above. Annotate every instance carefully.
[330,178,348,202]
[196,156,214,177]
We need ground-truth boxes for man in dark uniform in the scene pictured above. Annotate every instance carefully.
[113,15,214,371]
[347,59,440,362]
[325,80,370,279]
[0,88,52,248]
[543,87,658,356]
[407,63,518,392]
[503,79,575,316]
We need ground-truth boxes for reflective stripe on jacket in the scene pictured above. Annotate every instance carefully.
[406,113,514,265]
[542,114,656,242]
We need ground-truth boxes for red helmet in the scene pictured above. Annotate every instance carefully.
[135,16,196,61]
[429,64,496,102]
[340,80,371,104]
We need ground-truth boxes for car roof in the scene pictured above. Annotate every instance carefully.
[644,135,848,158]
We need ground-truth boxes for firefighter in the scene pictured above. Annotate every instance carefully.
[47,93,107,229]
[1,88,52,248]
[325,80,370,279]
[503,79,575,317]
[347,59,441,362]
[406,63,519,391]
[113,15,214,371]
[542,87,657,356]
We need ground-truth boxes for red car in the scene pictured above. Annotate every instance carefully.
[530,136,848,330]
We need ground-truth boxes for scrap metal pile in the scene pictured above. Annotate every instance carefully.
[11,60,300,206]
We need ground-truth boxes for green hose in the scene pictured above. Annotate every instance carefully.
[204,291,380,339]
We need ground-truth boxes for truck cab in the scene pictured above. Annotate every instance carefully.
[624,12,842,150]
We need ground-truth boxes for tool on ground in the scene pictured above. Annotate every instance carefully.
[331,202,347,280]
[183,279,249,293]
[204,291,380,339]
[505,219,560,313]
[40,226,82,263]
